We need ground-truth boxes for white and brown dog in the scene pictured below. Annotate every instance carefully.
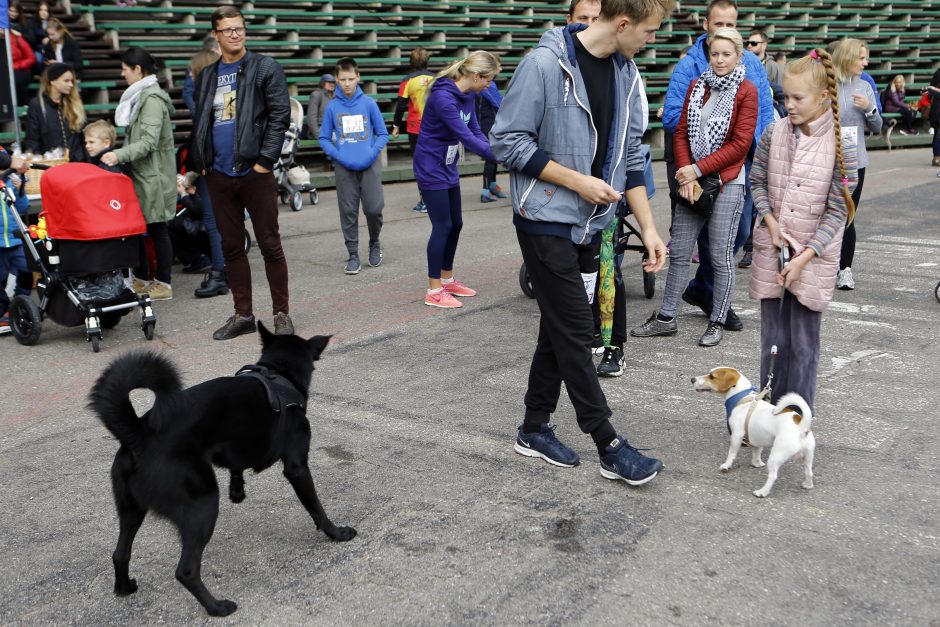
[692,367,815,498]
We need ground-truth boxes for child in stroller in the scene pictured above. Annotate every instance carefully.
[3,162,157,352]
[274,98,319,212]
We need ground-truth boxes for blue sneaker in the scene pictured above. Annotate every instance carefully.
[599,437,662,485]
[514,423,580,467]
[412,200,427,213]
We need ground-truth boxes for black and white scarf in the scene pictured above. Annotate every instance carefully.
[686,63,747,162]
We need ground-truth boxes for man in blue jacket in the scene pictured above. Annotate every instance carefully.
[490,0,674,487]
[661,0,773,330]
[319,57,389,275]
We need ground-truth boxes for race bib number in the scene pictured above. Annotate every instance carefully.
[581,272,597,304]
[840,126,858,147]
[445,144,459,165]
[342,114,365,135]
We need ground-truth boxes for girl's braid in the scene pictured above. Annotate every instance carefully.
[817,48,856,224]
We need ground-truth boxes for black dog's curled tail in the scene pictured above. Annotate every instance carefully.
[88,351,182,451]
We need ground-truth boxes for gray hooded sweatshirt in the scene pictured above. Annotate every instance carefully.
[489,24,647,245]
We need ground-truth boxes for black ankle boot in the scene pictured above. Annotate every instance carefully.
[194,270,229,298]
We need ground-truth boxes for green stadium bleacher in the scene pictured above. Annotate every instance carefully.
[3,0,938,166]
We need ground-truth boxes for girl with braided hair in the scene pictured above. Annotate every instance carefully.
[748,47,859,412]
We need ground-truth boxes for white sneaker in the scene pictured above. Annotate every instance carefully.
[836,267,855,290]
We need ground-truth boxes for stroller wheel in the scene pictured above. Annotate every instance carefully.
[244,230,252,253]
[290,191,303,212]
[90,333,101,353]
[143,321,155,341]
[519,263,535,298]
[8,294,42,346]
[279,192,289,205]
[309,189,319,205]
[935,280,940,304]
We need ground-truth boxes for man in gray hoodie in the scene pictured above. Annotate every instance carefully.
[490,0,673,486]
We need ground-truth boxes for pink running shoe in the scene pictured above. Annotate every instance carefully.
[425,288,463,308]
[442,279,477,297]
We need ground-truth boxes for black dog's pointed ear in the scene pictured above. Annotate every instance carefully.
[258,321,274,347]
[308,334,331,359]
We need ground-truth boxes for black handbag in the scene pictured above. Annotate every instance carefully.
[675,173,722,218]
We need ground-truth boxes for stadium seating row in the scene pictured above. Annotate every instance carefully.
[3,0,938,159]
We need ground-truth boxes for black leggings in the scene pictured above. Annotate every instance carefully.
[138,222,173,284]
[839,167,866,270]
[483,160,497,188]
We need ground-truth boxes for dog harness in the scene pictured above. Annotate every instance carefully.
[234,364,306,416]
[725,386,761,447]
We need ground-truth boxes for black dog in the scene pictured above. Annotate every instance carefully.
[88,322,356,616]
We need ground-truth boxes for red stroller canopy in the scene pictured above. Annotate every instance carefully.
[40,163,147,241]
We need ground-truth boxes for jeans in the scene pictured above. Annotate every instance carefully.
[0,246,30,317]
[197,176,225,272]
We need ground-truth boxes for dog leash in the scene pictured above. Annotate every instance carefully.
[761,244,791,398]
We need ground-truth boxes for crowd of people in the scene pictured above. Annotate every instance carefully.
[3,0,940,484]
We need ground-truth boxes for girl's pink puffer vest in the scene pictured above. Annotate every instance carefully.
[749,111,845,313]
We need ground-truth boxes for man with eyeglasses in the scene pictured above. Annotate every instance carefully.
[189,6,294,340]
[660,0,773,333]
[746,30,783,86]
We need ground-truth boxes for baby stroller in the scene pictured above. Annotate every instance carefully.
[274,98,319,212]
[4,163,157,353]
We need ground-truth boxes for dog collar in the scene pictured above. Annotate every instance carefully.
[235,364,306,414]
[725,387,759,424]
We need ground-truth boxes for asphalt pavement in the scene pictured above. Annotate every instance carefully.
[1,147,938,625]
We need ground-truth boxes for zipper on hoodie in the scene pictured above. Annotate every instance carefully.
[520,59,597,212]
[581,63,638,244]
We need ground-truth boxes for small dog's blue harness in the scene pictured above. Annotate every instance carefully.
[234,364,306,416]
[725,386,760,435]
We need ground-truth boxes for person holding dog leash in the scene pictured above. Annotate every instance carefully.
[748,48,858,412]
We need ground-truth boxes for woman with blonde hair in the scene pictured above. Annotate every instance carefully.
[632,28,757,347]
[831,37,881,290]
[41,18,83,79]
[884,74,918,135]
[23,62,86,159]
[413,50,500,308]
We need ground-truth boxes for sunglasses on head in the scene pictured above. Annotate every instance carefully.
[746,40,762,46]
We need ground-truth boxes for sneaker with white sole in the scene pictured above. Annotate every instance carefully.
[344,255,361,275]
[514,423,579,467]
[599,437,662,485]
[425,288,462,308]
[597,345,625,377]
[836,267,855,290]
[442,279,476,297]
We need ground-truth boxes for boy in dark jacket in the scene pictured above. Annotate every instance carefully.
[83,120,124,173]
[319,57,388,275]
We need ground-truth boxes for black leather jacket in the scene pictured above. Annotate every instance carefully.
[190,51,290,173]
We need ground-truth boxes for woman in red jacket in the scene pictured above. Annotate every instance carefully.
[7,2,35,104]
[632,28,757,347]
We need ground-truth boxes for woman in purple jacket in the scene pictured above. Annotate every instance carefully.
[883,75,918,135]
[414,50,500,309]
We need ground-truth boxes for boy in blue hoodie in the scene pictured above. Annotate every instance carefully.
[319,57,388,275]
